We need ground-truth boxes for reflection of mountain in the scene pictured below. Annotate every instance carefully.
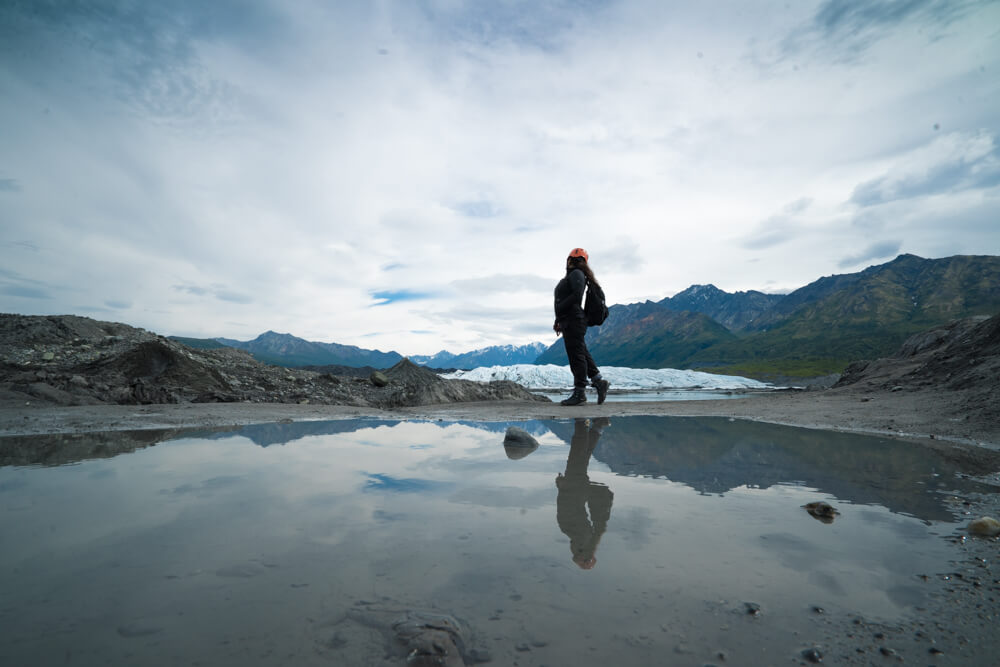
[225,419,554,447]
[0,419,554,466]
[203,419,404,447]
[545,416,995,522]
[0,428,183,467]
[451,420,552,437]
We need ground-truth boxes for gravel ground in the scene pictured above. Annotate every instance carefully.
[3,384,999,466]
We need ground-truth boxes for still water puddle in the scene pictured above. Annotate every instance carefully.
[0,417,995,666]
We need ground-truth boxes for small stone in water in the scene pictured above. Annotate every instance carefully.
[801,647,823,663]
[744,602,761,616]
[803,501,840,523]
[967,517,1000,537]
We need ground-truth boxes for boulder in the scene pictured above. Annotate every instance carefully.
[503,426,540,460]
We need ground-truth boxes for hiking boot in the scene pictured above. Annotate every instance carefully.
[560,388,587,406]
[592,378,610,405]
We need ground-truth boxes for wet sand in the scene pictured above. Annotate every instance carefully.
[4,387,1000,480]
[3,386,997,448]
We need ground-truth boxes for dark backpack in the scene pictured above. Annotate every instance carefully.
[584,281,609,326]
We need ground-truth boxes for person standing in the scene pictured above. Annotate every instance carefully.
[553,248,610,406]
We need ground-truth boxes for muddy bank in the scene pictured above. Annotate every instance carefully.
[2,312,997,462]
[3,386,1000,472]
[2,385,995,444]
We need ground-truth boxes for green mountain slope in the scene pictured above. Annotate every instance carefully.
[536,301,736,369]
[693,254,1000,376]
[206,331,404,368]
[540,254,1000,379]
[660,284,784,330]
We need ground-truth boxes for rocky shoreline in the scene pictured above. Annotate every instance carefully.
[0,314,547,410]
[1,312,998,458]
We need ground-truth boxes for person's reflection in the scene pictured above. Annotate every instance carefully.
[556,418,613,570]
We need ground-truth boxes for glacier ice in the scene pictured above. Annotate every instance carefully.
[439,364,771,390]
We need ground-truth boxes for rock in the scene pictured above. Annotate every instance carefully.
[744,602,761,616]
[803,501,840,523]
[27,382,76,405]
[801,647,823,663]
[503,426,540,460]
[967,516,1000,537]
[41,351,55,361]
[0,315,549,409]
[370,371,390,387]
[390,611,468,666]
[342,605,477,667]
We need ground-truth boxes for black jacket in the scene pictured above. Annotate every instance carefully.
[554,268,587,322]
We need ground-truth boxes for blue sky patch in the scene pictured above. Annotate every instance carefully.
[371,290,435,306]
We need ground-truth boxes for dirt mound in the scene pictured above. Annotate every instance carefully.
[375,357,549,407]
[836,315,997,390]
[385,358,441,384]
[834,313,1000,426]
[912,315,1000,390]
[0,313,140,346]
[0,314,548,409]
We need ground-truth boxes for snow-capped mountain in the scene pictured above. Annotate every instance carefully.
[412,342,548,369]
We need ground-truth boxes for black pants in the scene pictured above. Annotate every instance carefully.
[561,317,598,389]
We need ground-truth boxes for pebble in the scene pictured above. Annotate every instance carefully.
[967,517,1000,537]
[801,647,823,663]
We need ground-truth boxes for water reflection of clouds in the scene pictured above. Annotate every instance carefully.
[449,484,553,509]
[606,505,655,552]
[160,474,245,497]
[4,415,993,667]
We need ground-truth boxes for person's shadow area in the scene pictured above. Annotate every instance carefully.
[555,418,613,570]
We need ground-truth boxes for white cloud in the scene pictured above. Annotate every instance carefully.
[0,0,998,353]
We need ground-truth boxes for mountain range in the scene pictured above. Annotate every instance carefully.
[213,332,404,368]
[410,342,548,369]
[169,334,547,370]
[535,253,1000,377]
[172,254,1000,379]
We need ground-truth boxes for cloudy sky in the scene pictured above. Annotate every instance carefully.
[1,0,998,355]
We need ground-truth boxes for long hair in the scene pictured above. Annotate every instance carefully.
[569,256,600,288]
